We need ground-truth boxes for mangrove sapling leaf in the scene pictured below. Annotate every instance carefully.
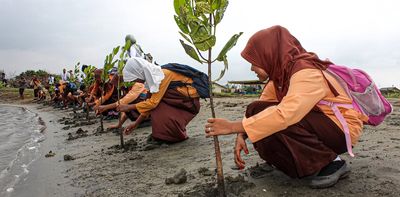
[196,2,212,14]
[179,40,204,63]
[179,32,192,44]
[215,32,243,61]
[214,0,228,25]
[211,0,221,11]
[175,16,190,34]
[173,0,186,15]
[213,56,228,82]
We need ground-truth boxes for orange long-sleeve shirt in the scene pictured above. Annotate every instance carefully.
[242,68,368,144]
[118,82,146,105]
[136,69,199,115]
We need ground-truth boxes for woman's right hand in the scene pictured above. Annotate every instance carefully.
[95,105,106,113]
[234,134,249,170]
[124,123,137,135]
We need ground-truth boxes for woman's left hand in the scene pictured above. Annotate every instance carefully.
[205,118,236,136]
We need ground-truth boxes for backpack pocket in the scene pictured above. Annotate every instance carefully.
[351,82,385,116]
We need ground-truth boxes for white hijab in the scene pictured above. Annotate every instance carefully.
[123,57,165,93]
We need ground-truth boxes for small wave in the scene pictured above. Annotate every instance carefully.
[0,105,46,196]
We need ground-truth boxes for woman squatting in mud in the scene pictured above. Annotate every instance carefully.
[117,57,201,144]
[86,68,121,120]
[94,73,150,131]
[204,25,367,189]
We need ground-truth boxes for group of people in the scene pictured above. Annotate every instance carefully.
[30,26,369,189]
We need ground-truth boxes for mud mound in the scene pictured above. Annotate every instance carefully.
[181,175,255,197]
[165,168,187,185]
[67,128,89,140]
[108,138,138,151]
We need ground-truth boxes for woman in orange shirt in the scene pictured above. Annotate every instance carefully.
[118,57,200,144]
[204,26,366,189]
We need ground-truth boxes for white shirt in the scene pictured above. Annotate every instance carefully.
[61,72,69,81]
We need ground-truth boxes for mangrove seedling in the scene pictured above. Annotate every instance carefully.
[173,0,242,196]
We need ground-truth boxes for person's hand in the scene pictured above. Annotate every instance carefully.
[205,118,235,136]
[117,104,131,112]
[94,105,106,114]
[234,134,249,170]
[124,123,137,135]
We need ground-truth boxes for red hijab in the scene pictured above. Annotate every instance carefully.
[241,25,332,101]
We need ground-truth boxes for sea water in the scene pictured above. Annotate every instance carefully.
[0,105,45,196]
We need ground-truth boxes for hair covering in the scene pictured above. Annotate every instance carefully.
[241,25,332,101]
[94,69,103,80]
[108,67,118,75]
[123,57,165,93]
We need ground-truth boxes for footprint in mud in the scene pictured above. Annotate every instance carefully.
[62,126,71,130]
[246,162,274,179]
[180,174,255,197]
[223,102,239,107]
[198,167,214,176]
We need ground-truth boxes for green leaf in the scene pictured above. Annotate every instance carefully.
[111,59,118,67]
[196,2,212,14]
[211,0,221,11]
[174,15,189,34]
[122,81,136,88]
[123,39,132,53]
[179,39,203,64]
[179,31,192,44]
[174,0,186,15]
[216,32,243,61]
[215,0,228,25]
[189,21,214,51]
[193,35,216,51]
[113,46,120,56]
[213,56,228,82]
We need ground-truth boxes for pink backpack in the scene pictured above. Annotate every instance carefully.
[319,64,393,157]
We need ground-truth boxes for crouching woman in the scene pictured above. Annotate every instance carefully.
[204,25,367,189]
[118,57,200,143]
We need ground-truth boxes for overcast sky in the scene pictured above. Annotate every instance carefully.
[1,0,399,87]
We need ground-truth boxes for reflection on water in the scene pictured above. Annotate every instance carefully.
[0,105,45,196]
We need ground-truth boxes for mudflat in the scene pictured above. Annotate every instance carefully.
[1,91,399,196]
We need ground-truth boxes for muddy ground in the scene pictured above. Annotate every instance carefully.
[1,90,400,197]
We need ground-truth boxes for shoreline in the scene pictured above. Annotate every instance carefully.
[0,103,83,197]
[0,94,400,196]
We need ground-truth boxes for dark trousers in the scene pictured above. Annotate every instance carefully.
[246,101,347,178]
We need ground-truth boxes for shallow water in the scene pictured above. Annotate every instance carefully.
[0,105,45,196]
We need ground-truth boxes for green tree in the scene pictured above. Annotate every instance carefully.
[174,0,242,196]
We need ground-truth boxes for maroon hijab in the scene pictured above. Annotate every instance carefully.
[241,25,332,101]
